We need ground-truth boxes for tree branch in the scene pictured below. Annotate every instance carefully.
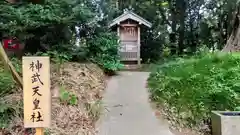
[158,6,171,27]
[0,42,23,89]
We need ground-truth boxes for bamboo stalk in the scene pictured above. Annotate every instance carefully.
[0,42,23,89]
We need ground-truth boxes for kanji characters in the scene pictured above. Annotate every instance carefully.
[32,86,42,96]
[29,60,42,72]
[31,73,44,85]
[33,98,41,110]
[30,111,43,122]
[29,59,44,123]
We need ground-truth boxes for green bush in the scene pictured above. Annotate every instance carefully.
[34,51,72,64]
[0,64,15,96]
[0,62,18,127]
[32,32,123,74]
[11,57,22,74]
[59,86,78,106]
[87,32,123,74]
[148,52,240,131]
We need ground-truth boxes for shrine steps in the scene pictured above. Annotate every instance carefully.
[120,60,143,71]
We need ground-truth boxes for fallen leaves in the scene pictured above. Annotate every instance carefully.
[4,62,106,135]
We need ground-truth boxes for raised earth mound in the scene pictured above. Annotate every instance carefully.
[1,62,106,135]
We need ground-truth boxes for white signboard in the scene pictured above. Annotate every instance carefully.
[23,56,51,128]
[126,45,136,51]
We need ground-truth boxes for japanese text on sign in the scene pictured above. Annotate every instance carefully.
[23,57,51,128]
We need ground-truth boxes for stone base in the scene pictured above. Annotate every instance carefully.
[211,111,240,135]
[121,64,141,70]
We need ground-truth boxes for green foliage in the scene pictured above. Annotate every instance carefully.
[0,103,15,128]
[44,129,51,135]
[0,105,12,128]
[0,0,122,73]
[59,86,78,106]
[0,100,23,128]
[0,64,15,96]
[106,0,238,60]
[0,0,97,64]
[87,32,123,73]
[0,60,22,127]
[34,51,72,64]
[161,1,169,6]
[11,57,22,74]
[148,52,240,130]
[0,0,96,40]
[27,50,73,76]
[162,46,171,57]
[0,72,14,96]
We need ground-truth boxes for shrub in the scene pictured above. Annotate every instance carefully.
[87,32,123,74]
[11,57,22,75]
[34,50,72,64]
[32,32,123,74]
[0,62,18,127]
[59,86,78,106]
[0,63,15,96]
[148,52,240,132]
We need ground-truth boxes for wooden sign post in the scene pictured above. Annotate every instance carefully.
[22,56,51,135]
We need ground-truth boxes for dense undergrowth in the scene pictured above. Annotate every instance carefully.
[0,62,16,128]
[0,31,121,132]
[0,58,25,129]
[148,52,240,134]
[0,0,121,133]
[86,32,123,74]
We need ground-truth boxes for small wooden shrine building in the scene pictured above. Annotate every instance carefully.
[109,10,152,66]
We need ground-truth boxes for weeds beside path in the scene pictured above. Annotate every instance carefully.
[147,53,240,135]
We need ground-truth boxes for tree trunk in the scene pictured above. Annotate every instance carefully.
[178,0,186,54]
[222,4,240,52]
[218,14,225,50]
[169,0,177,55]
[189,7,196,53]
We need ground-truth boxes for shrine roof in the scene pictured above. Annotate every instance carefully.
[109,10,152,28]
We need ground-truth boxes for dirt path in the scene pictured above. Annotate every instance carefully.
[96,71,173,135]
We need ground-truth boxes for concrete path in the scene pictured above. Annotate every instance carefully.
[97,72,173,135]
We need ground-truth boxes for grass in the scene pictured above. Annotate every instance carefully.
[147,52,240,134]
[0,60,19,128]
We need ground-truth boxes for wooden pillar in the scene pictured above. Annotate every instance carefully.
[117,25,120,38]
[137,26,141,66]
[117,25,121,59]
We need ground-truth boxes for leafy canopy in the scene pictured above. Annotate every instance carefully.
[0,0,97,41]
